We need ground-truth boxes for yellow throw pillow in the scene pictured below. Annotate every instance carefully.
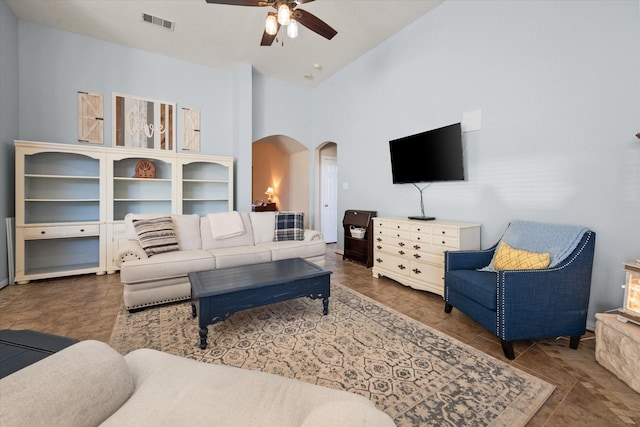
[493,242,550,270]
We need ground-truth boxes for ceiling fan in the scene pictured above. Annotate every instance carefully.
[204,0,338,46]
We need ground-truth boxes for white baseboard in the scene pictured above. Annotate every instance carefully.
[335,249,344,255]
[0,278,8,290]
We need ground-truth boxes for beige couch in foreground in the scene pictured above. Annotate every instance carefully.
[0,340,396,427]
[115,211,326,311]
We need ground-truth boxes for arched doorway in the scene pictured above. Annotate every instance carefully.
[252,135,311,227]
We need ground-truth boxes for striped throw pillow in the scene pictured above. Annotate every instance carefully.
[274,212,304,241]
[133,216,179,257]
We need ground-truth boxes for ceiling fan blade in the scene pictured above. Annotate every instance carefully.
[260,22,280,46]
[260,30,277,46]
[205,0,264,6]
[294,0,315,4]
[295,9,337,40]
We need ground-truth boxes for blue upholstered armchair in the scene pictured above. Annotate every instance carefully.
[444,221,596,360]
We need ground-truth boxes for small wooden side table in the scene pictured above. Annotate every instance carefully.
[253,202,277,212]
[595,313,640,393]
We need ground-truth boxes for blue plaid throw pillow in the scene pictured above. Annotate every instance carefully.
[274,212,304,241]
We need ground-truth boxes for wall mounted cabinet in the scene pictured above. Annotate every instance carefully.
[15,141,234,283]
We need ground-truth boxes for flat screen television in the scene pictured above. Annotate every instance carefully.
[389,122,464,184]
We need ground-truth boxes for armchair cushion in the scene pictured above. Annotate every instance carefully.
[446,270,498,310]
[493,242,550,270]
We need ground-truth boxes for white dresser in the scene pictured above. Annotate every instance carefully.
[372,217,481,296]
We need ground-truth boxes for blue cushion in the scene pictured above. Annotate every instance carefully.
[274,212,304,241]
[446,270,497,311]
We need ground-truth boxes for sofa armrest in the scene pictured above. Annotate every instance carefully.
[0,341,133,427]
[304,229,324,241]
[115,239,148,267]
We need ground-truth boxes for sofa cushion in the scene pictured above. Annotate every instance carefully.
[0,340,133,427]
[250,211,276,244]
[208,245,272,269]
[260,240,326,262]
[120,249,215,284]
[274,211,305,241]
[124,213,202,250]
[201,212,255,250]
[133,216,180,256]
[101,348,393,427]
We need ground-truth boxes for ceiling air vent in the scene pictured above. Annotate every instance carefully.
[141,12,175,31]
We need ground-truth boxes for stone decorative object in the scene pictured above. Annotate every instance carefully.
[595,313,640,393]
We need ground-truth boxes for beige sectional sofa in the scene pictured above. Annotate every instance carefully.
[0,340,395,426]
[115,211,326,311]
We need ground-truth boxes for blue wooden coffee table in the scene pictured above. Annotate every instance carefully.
[188,258,331,349]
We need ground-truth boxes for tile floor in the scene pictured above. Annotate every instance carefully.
[1,245,638,426]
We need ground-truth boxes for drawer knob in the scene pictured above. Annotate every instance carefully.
[414,254,421,259]
[376,258,383,263]
[398,264,406,270]
[376,245,382,250]
[441,231,446,234]
[413,268,421,274]
[40,231,46,235]
[80,229,85,232]
[398,250,405,255]
[413,245,421,250]
[398,242,405,247]
[376,237,382,242]
[442,240,446,244]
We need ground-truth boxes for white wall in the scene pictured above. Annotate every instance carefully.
[312,0,640,324]
[17,21,236,157]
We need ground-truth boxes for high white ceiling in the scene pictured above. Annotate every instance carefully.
[6,0,442,86]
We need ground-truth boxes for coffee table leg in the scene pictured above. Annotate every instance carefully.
[323,297,329,315]
[199,327,208,349]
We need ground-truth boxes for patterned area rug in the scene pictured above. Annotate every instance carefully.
[110,284,554,426]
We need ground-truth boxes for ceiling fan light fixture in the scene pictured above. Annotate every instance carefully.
[277,3,291,26]
[287,19,298,39]
[265,13,278,36]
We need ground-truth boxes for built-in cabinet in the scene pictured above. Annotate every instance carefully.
[15,140,234,283]
[372,217,480,296]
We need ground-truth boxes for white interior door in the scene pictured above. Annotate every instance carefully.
[320,156,338,243]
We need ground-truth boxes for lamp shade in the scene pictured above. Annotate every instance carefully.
[265,13,278,36]
[277,4,290,26]
[287,19,298,38]
[265,187,275,202]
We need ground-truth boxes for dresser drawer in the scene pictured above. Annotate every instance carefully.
[65,224,100,236]
[376,241,411,258]
[409,261,444,285]
[431,236,460,249]
[377,227,409,240]
[410,250,443,265]
[432,226,459,238]
[374,253,410,277]
[409,223,432,234]
[410,232,430,245]
[24,227,64,239]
